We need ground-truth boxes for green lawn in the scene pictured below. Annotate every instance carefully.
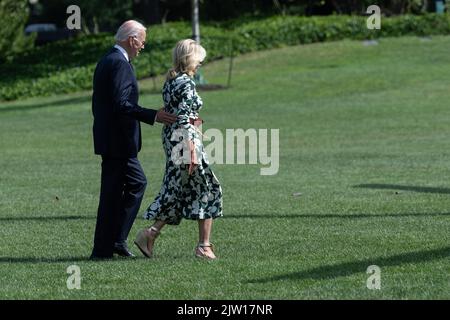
[0,36,449,299]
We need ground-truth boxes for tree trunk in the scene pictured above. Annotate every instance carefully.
[191,0,200,43]
[272,0,284,15]
[82,18,91,35]
[93,16,99,34]
[422,0,429,12]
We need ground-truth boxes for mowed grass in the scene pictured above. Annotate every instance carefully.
[0,36,449,299]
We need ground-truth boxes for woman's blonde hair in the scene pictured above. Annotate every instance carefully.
[167,39,206,80]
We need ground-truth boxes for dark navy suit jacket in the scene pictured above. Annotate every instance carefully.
[92,47,157,158]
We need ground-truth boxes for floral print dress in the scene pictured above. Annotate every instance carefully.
[143,73,223,225]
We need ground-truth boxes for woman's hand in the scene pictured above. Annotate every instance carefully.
[188,140,199,175]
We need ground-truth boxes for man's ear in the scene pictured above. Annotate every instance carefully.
[128,37,134,49]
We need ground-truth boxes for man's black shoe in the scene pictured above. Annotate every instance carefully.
[113,245,135,257]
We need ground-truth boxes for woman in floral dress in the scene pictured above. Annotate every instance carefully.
[134,39,223,260]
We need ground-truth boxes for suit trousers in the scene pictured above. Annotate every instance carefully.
[91,156,147,257]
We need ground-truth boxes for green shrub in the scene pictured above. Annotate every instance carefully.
[1,14,450,101]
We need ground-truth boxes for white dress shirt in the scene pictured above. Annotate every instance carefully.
[114,44,129,62]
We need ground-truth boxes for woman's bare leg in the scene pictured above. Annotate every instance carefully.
[150,219,166,232]
[198,218,212,243]
[145,219,166,252]
[197,219,215,257]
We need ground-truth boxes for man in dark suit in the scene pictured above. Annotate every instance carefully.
[90,20,176,259]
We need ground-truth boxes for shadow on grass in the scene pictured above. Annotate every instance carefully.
[0,215,95,222]
[0,256,147,264]
[0,256,92,264]
[224,212,450,219]
[246,246,450,283]
[354,184,450,194]
[0,95,91,113]
[2,211,450,222]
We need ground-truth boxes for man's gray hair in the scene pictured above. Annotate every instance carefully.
[115,20,146,42]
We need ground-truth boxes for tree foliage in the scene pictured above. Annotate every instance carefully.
[0,0,35,63]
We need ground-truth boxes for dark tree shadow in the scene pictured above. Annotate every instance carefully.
[0,95,91,113]
[2,211,449,223]
[246,246,450,283]
[354,184,450,195]
[0,215,95,222]
[224,212,450,219]
[0,254,169,264]
[0,256,146,264]
[0,256,92,264]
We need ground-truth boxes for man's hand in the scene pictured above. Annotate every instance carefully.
[155,108,177,125]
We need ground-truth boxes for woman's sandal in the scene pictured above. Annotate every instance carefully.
[195,242,217,260]
[134,226,160,258]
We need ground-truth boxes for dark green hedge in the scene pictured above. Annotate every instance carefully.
[1,14,450,101]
